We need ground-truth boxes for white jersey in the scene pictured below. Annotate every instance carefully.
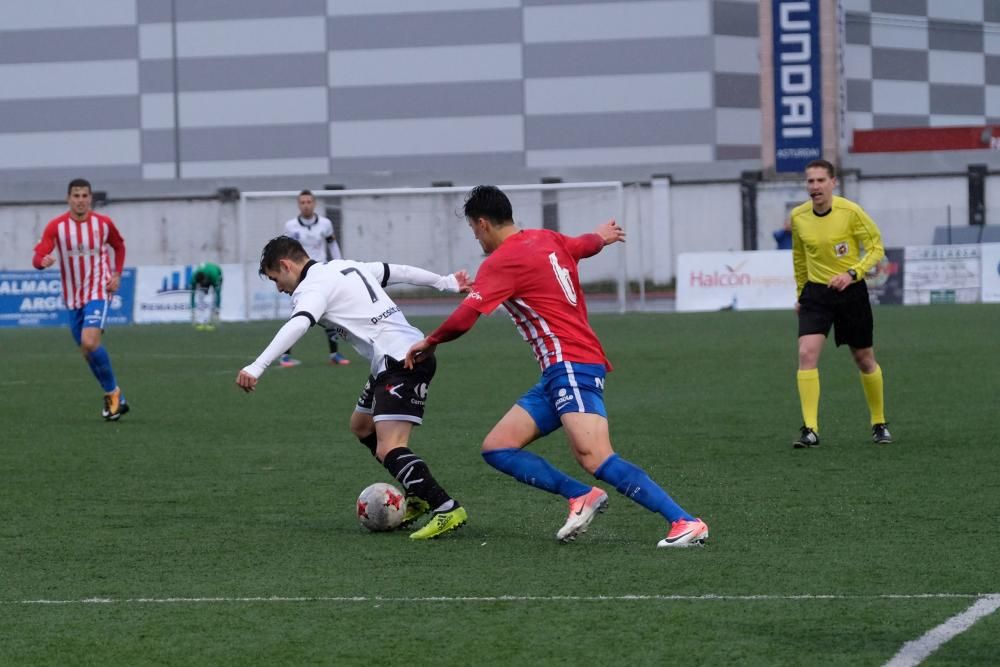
[291,260,425,376]
[284,216,339,260]
[242,260,461,380]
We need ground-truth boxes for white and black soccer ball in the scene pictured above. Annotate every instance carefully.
[356,482,406,532]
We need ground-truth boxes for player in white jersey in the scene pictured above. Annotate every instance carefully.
[236,236,470,540]
[279,190,349,367]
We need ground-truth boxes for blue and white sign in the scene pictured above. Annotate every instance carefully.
[133,264,245,323]
[773,0,822,173]
[0,268,136,328]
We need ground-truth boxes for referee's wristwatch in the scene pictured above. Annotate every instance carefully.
[847,269,858,281]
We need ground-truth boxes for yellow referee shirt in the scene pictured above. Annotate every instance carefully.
[790,195,885,295]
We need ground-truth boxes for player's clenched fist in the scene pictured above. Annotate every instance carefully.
[236,369,258,393]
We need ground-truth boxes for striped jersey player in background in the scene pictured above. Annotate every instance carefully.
[279,189,350,367]
[32,178,129,421]
[406,185,708,548]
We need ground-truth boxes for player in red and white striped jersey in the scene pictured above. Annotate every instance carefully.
[406,185,708,548]
[32,178,129,421]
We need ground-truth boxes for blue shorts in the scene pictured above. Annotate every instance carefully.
[69,299,108,345]
[516,361,608,436]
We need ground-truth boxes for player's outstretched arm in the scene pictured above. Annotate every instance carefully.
[370,262,470,293]
[236,315,312,390]
[404,302,481,369]
[594,219,626,246]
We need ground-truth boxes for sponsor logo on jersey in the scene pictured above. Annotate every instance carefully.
[415,383,429,399]
[466,291,483,301]
[387,383,404,399]
[370,306,400,324]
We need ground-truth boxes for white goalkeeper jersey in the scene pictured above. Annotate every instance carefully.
[284,215,340,260]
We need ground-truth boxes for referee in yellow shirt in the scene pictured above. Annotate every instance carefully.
[791,159,891,448]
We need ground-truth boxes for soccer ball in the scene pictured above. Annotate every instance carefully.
[356,482,406,532]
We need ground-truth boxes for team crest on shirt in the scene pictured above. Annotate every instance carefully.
[834,241,849,257]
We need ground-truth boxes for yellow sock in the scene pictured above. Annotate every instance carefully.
[860,364,886,425]
[797,368,820,432]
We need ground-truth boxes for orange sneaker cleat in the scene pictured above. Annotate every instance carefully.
[556,487,608,543]
[657,518,709,548]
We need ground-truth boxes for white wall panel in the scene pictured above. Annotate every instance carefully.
[1,0,135,30]
[181,157,329,178]
[0,61,138,100]
[525,1,709,43]
[179,87,328,127]
[526,73,711,114]
[328,0,518,14]
[716,108,762,144]
[873,80,930,115]
[714,36,760,75]
[177,17,325,58]
[929,51,984,85]
[330,115,522,157]
[139,23,174,60]
[329,44,521,86]
[527,145,713,168]
[0,130,139,168]
[141,93,175,129]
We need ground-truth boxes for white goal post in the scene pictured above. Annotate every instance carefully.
[238,181,630,319]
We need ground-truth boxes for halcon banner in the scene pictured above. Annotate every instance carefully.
[677,250,797,312]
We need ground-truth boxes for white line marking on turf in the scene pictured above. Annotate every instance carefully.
[3,593,994,606]
[883,594,1000,667]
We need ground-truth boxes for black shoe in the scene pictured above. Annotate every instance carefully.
[872,423,892,444]
[793,426,820,448]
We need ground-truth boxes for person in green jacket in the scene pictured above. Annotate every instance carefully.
[190,262,222,331]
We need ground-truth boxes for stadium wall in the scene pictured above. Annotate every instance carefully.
[4,172,1000,284]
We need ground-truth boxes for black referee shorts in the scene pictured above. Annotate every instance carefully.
[797,281,874,348]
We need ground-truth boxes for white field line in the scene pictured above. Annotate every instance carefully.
[883,594,1000,667]
[2,593,995,606]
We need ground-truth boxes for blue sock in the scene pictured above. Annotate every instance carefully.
[595,454,694,522]
[86,346,118,393]
[482,448,592,499]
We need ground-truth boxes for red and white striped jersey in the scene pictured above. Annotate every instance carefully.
[32,212,126,309]
[463,229,612,371]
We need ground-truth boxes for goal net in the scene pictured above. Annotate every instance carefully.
[238,182,627,319]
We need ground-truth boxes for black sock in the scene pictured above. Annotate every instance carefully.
[358,432,378,458]
[382,447,455,510]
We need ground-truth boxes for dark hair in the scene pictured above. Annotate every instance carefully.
[463,185,513,225]
[194,270,210,287]
[806,159,836,179]
[259,235,309,276]
[67,178,92,195]
[299,189,314,198]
